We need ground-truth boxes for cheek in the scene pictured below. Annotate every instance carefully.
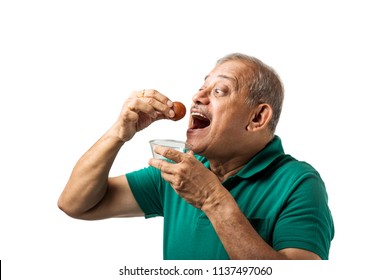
[215,111,248,131]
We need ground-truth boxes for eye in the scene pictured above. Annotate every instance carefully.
[213,88,225,96]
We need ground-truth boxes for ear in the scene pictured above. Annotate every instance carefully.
[246,103,273,132]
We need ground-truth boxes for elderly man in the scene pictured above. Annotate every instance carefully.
[58,53,334,260]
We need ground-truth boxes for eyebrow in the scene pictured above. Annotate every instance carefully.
[204,74,239,87]
[204,75,240,91]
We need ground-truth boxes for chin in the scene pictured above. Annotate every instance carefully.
[186,133,206,155]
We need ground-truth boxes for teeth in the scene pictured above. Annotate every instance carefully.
[191,112,208,119]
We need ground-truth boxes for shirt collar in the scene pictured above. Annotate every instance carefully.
[198,135,285,180]
[234,135,285,179]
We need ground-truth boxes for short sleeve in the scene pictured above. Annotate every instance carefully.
[126,166,165,218]
[273,172,334,259]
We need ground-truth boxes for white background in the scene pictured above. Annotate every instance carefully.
[1,0,389,279]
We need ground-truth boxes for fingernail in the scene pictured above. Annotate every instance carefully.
[167,100,173,107]
[169,109,175,118]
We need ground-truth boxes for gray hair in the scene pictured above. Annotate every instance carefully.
[216,53,284,134]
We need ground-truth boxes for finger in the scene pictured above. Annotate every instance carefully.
[145,97,175,119]
[148,158,175,174]
[125,98,158,119]
[135,89,146,98]
[143,89,173,106]
[138,89,175,118]
[148,159,185,191]
[132,89,172,105]
[153,145,185,163]
[122,109,140,122]
[159,172,178,188]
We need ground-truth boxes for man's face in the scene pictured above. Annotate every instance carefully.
[186,60,254,160]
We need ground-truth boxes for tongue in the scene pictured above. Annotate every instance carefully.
[193,116,210,129]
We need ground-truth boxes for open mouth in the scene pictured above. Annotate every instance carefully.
[190,112,211,129]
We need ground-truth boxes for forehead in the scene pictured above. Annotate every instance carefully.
[206,60,248,85]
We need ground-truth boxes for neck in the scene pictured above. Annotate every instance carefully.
[207,134,273,182]
[209,159,247,182]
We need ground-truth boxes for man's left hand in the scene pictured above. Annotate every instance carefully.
[148,146,227,209]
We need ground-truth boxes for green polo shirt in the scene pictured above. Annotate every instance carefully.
[126,136,334,260]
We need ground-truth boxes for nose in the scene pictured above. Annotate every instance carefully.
[192,88,210,105]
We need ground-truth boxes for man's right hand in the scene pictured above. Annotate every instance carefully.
[112,89,176,142]
[58,89,176,219]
